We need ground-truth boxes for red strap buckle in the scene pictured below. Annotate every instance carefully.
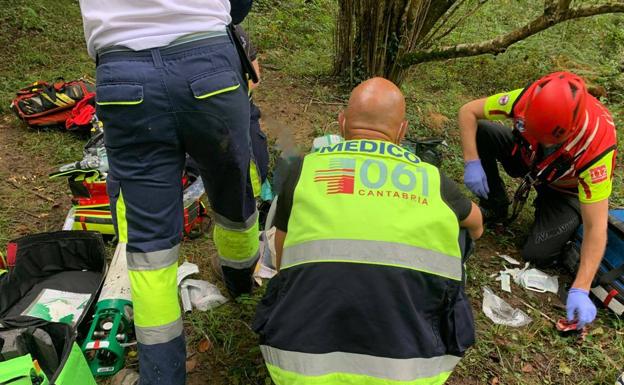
[6,242,17,267]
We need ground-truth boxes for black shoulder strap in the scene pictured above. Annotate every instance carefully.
[227,24,259,84]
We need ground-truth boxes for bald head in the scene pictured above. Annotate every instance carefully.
[339,77,407,143]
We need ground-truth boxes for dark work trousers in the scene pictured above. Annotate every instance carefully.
[187,101,268,185]
[188,100,268,187]
[96,35,258,385]
[250,100,270,183]
[476,121,581,266]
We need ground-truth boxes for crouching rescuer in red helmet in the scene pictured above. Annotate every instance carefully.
[458,71,617,328]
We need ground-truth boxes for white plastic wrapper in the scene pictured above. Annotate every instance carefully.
[182,178,205,207]
[179,279,227,312]
[482,287,532,327]
[497,253,521,265]
[177,262,199,286]
[515,268,558,294]
[502,263,558,294]
[253,228,278,286]
[499,273,512,293]
[312,134,344,152]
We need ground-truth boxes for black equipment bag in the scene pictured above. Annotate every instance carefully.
[0,231,106,384]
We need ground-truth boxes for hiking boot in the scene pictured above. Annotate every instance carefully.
[211,254,257,298]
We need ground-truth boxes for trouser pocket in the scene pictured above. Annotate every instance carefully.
[441,288,475,355]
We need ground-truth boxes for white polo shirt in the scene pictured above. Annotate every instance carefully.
[79,0,231,58]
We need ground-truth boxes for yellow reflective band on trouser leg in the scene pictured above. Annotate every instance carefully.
[266,363,452,385]
[128,246,182,345]
[250,160,262,198]
[213,213,260,269]
[116,188,129,243]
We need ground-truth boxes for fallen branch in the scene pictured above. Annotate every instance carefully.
[400,3,624,67]
[4,179,54,203]
[309,98,347,106]
[22,210,42,219]
[518,298,555,324]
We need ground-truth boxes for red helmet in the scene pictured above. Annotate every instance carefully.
[523,72,588,145]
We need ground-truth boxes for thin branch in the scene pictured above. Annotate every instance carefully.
[419,0,469,47]
[400,3,624,67]
[4,179,54,202]
[432,0,488,43]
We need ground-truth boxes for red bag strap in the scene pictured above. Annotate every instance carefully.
[16,80,49,95]
[6,242,17,267]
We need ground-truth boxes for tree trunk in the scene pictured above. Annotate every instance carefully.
[334,1,624,85]
[334,0,457,85]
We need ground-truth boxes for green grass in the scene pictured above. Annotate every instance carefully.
[185,292,270,385]
[0,0,623,384]
[245,0,336,76]
[0,0,93,113]
[462,233,624,384]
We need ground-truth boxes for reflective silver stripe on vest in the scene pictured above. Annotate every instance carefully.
[260,345,460,381]
[127,244,180,271]
[218,250,260,269]
[282,239,461,280]
[135,317,184,345]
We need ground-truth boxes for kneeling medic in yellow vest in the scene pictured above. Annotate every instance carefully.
[253,77,484,385]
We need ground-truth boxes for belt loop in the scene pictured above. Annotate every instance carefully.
[151,48,164,68]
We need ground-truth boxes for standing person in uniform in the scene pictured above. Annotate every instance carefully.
[458,71,617,329]
[254,77,483,385]
[234,24,270,186]
[78,1,256,384]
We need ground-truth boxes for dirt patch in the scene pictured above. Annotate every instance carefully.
[424,111,451,134]
[253,68,344,150]
[0,116,75,243]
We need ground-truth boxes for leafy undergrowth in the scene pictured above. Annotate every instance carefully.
[0,0,622,384]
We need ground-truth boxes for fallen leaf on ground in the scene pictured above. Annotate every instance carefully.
[494,338,509,347]
[198,338,212,353]
[592,327,604,336]
[559,361,572,375]
[522,363,534,373]
[489,376,500,385]
[186,356,198,373]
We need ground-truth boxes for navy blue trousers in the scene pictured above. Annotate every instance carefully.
[96,35,256,385]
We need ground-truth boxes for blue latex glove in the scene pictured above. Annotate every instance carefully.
[566,288,597,329]
[464,159,489,198]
